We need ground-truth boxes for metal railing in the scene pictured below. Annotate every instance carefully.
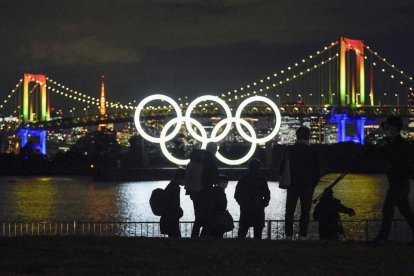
[0,219,412,242]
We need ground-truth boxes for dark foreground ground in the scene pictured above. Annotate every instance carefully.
[0,237,413,275]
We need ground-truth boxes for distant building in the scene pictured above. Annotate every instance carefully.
[116,123,134,147]
[323,124,338,144]
[309,116,326,144]
[276,116,301,144]
[408,93,414,140]
[1,117,21,154]
[364,124,383,145]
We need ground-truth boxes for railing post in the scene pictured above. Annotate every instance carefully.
[267,220,271,240]
[73,220,77,236]
[365,219,369,241]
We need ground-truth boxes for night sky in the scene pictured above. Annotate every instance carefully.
[1,0,414,105]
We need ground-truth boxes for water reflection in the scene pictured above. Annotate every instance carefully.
[0,174,411,222]
[10,177,57,220]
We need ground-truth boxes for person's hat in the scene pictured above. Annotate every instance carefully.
[248,158,262,172]
[323,187,333,196]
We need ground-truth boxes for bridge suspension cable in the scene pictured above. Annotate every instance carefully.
[352,44,413,106]
[364,46,414,85]
[219,41,339,102]
[0,79,23,115]
[363,46,413,93]
[224,53,339,104]
[134,41,341,111]
[46,77,135,111]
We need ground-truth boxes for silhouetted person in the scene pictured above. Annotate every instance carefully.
[283,126,320,239]
[160,168,185,238]
[374,116,414,245]
[201,174,229,238]
[235,158,270,239]
[187,142,219,238]
[313,188,355,240]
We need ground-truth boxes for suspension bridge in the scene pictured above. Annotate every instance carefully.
[1,37,413,154]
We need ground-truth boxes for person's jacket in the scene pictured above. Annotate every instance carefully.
[234,172,270,212]
[212,186,227,215]
[285,143,320,189]
[313,197,353,233]
[378,135,412,184]
[162,180,183,219]
[201,151,219,190]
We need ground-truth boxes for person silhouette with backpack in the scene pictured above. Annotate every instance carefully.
[313,188,355,240]
[160,168,185,238]
[235,158,270,239]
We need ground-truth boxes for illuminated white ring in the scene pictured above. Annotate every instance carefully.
[211,117,257,165]
[184,95,232,142]
[134,94,282,166]
[160,117,208,166]
[235,96,281,144]
[134,94,182,143]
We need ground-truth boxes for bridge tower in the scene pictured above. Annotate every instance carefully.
[335,38,373,144]
[19,73,49,155]
[23,73,49,123]
[338,37,373,107]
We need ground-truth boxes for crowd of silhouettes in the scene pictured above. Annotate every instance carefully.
[156,135,344,240]
[154,115,414,245]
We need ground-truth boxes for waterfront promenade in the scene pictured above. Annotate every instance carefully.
[1,237,413,275]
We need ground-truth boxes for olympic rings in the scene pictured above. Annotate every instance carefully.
[211,117,257,166]
[134,94,282,166]
[185,95,232,142]
[235,96,281,144]
[134,94,182,143]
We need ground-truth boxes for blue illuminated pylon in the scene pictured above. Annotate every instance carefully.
[329,114,366,144]
[18,128,47,155]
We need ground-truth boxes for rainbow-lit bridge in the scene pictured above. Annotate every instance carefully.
[1,37,413,154]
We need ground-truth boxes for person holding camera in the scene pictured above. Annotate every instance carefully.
[313,188,355,240]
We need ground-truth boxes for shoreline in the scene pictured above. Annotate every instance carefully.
[92,167,277,181]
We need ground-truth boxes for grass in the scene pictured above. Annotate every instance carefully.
[0,237,413,275]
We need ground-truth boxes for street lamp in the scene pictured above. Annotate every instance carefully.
[321,94,325,105]
[395,93,399,106]
[276,94,280,106]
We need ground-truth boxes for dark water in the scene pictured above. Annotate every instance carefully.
[0,174,413,222]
